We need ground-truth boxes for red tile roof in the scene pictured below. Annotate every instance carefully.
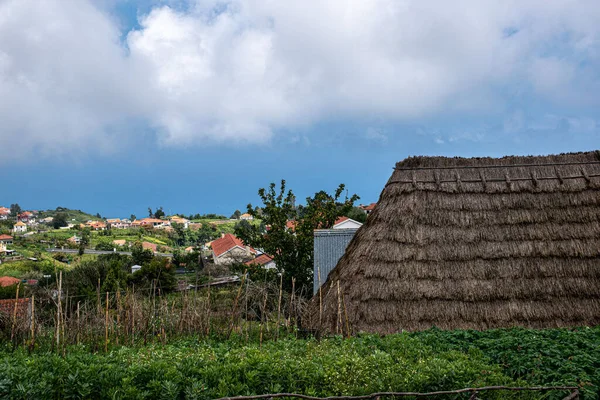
[244,254,274,266]
[362,203,377,211]
[0,235,13,241]
[140,218,164,224]
[212,234,255,258]
[0,276,21,287]
[334,216,349,225]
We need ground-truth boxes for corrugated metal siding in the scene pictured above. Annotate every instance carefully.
[313,228,358,294]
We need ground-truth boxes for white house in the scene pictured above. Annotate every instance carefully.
[332,217,363,230]
[13,221,27,234]
[170,216,190,229]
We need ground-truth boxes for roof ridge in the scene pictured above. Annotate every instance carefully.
[395,160,600,171]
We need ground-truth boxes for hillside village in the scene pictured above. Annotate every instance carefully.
[0,202,375,288]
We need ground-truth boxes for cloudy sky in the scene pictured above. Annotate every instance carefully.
[1,0,599,217]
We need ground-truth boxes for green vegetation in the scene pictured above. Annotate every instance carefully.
[236,180,359,294]
[413,327,600,398]
[37,207,101,224]
[0,330,595,399]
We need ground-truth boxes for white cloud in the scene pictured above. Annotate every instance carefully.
[0,0,599,161]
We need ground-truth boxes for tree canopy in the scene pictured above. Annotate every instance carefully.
[235,180,358,296]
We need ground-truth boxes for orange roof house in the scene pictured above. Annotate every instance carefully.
[86,221,107,231]
[244,254,276,270]
[0,234,13,244]
[359,202,377,214]
[211,234,256,265]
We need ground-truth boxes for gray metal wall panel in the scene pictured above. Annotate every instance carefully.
[313,229,358,294]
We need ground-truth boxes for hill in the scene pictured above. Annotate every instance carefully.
[37,207,101,224]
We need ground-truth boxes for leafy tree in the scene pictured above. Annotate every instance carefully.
[154,207,165,219]
[196,224,218,244]
[148,207,165,219]
[235,180,359,295]
[95,213,102,219]
[344,206,368,223]
[130,257,176,292]
[10,204,21,218]
[63,254,131,300]
[172,249,203,271]
[231,210,242,220]
[130,214,137,221]
[95,239,115,251]
[234,220,253,238]
[80,228,91,246]
[131,242,154,266]
[170,222,186,246]
[52,212,68,229]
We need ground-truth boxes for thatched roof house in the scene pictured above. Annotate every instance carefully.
[308,151,600,334]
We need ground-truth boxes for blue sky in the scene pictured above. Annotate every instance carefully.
[1,0,599,217]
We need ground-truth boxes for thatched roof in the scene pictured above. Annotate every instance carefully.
[308,151,600,334]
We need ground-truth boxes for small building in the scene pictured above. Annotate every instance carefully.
[13,221,27,234]
[245,253,276,270]
[240,213,254,221]
[0,207,9,220]
[67,235,81,245]
[0,235,13,246]
[134,218,170,229]
[86,221,107,231]
[359,203,377,215]
[106,219,131,229]
[113,239,127,247]
[131,265,142,273]
[170,216,190,229]
[332,217,363,230]
[17,212,34,223]
[211,233,256,265]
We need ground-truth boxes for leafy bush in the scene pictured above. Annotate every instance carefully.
[0,283,24,300]
[413,327,600,398]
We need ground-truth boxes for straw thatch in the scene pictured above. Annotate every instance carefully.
[308,151,600,334]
